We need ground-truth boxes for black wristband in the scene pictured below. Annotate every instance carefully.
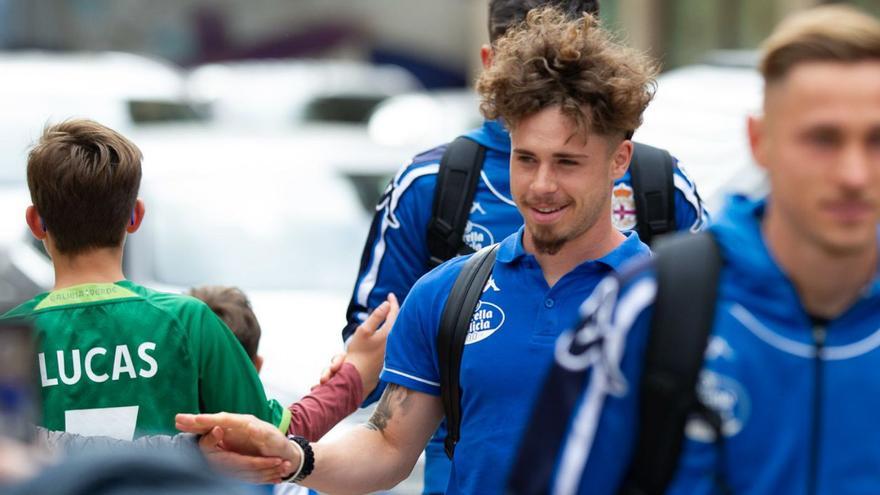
[284,435,314,483]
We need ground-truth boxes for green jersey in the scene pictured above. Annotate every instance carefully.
[2,281,289,439]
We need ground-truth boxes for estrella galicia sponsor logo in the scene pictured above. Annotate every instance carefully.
[685,369,751,442]
[463,221,494,251]
[465,300,505,345]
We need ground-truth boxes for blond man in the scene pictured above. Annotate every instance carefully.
[511,5,880,494]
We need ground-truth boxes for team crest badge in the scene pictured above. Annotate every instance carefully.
[611,183,637,231]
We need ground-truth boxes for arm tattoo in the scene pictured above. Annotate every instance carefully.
[364,384,412,432]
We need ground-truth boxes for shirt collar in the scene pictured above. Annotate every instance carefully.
[496,227,650,272]
[496,227,528,264]
[463,120,511,153]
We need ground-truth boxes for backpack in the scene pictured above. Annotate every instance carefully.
[502,231,723,494]
[619,231,722,495]
[426,138,677,270]
[437,243,499,459]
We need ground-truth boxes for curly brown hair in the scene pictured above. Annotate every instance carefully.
[477,6,658,139]
[487,0,599,43]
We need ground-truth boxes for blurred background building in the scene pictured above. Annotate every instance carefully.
[1,0,878,84]
[610,0,880,68]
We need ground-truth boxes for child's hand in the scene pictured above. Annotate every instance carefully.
[346,293,399,399]
[314,353,347,389]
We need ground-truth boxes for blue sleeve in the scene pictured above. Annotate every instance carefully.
[342,161,440,344]
[379,260,463,397]
[672,160,710,232]
[566,273,656,494]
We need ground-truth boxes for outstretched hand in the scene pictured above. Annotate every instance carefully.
[176,413,299,483]
[346,293,399,399]
[316,353,347,388]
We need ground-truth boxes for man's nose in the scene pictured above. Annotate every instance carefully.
[837,142,873,191]
[530,163,558,195]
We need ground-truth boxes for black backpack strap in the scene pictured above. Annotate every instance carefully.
[620,231,722,495]
[630,142,676,245]
[427,137,486,268]
[437,244,499,459]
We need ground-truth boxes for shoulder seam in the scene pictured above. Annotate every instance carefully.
[136,293,211,349]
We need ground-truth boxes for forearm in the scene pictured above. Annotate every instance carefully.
[297,384,442,494]
[288,363,363,441]
[301,425,418,494]
[174,387,441,492]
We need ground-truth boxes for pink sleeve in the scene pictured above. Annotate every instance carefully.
[286,362,364,441]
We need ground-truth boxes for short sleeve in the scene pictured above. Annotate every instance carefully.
[379,261,462,396]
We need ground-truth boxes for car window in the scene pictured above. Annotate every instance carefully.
[302,95,388,124]
[127,100,212,124]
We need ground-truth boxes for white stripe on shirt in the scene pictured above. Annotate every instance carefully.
[355,164,440,313]
[382,367,441,388]
[480,170,516,207]
[673,173,706,232]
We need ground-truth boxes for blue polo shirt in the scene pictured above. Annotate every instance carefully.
[380,227,650,494]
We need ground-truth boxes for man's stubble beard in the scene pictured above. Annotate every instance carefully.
[528,204,604,256]
[531,229,568,255]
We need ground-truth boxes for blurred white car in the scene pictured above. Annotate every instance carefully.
[310,89,484,210]
[367,89,482,149]
[186,59,422,129]
[0,50,198,183]
[128,131,371,403]
[635,62,767,213]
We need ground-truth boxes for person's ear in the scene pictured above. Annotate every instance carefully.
[480,44,494,69]
[747,114,769,171]
[126,199,145,233]
[254,355,263,374]
[610,139,634,180]
[25,205,47,240]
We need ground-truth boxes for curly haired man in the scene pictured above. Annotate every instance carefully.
[190,8,660,494]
